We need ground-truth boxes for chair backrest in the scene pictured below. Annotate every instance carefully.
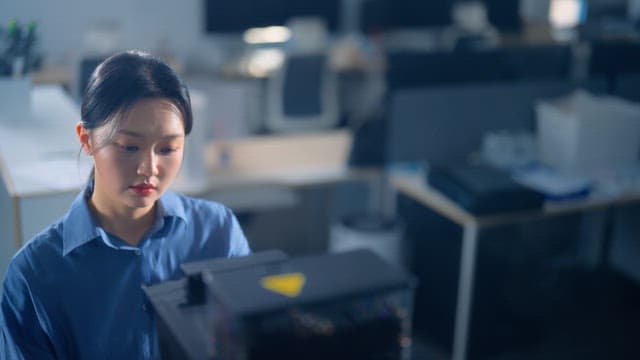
[265,52,339,133]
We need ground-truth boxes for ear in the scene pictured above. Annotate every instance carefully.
[76,122,93,154]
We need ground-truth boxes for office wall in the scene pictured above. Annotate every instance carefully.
[0,0,202,63]
[1,0,633,66]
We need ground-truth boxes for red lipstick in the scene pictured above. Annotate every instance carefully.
[130,183,156,196]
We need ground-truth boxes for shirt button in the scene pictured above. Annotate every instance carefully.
[142,303,148,312]
[134,249,142,256]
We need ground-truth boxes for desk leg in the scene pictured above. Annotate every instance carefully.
[368,171,395,217]
[598,207,615,270]
[452,223,479,360]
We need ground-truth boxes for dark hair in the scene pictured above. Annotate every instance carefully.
[81,50,193,136]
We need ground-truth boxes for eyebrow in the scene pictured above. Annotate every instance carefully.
[117,129,184,139]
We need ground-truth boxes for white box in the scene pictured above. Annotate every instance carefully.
[536,91,640,174]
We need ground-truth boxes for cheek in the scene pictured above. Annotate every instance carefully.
[93,151,135,176]
[163,154,184,174]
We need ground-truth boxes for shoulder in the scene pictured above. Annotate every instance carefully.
[167,192,250,256]
[171,192,236,225]
[5,222,64,288]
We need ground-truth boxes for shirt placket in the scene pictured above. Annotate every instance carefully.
[135,237,152,358]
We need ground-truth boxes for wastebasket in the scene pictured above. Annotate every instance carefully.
[330,213,404,266]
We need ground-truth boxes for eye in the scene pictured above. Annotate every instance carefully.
[159,147,177,155]
[115,142,139,152]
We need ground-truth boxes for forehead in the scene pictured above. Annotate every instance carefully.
[119,98,185,136]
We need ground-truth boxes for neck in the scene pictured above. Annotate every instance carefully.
[88,195,156,246]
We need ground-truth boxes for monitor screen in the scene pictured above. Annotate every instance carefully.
[483,0,522,33]
[204,0,340,33]
[360,0,453,32]
[360,0,523,33]
[586,0,628,21]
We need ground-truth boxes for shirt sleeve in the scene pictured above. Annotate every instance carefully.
[0,262,58,360]
[225,207,251,257]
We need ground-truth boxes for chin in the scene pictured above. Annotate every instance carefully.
[126,194,158,209]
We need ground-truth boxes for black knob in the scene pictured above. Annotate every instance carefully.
[185,273,207,306]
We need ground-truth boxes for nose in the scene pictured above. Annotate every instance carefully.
[137,150,159,178]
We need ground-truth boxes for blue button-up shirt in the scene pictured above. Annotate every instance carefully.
[0,183,250,359]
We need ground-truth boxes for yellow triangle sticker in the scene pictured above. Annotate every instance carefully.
[260,272,306,298]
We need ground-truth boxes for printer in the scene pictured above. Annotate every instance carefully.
[143,249,416,360]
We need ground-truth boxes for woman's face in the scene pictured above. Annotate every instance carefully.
[84,98,186,215]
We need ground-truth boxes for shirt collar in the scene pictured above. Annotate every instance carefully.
[157,189,187,223]
[61,182,101,256]
[62,182,188,256]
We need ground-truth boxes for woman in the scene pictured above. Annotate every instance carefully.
[0,51,250,359]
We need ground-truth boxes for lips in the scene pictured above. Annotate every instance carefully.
[130,183,157,196]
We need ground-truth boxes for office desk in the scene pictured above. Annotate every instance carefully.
[390,171,640,360]
[174,130,380,212]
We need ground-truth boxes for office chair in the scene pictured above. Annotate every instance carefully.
[265,53,339,133]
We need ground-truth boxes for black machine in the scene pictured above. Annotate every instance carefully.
[427,165,545,215]
[143,249,416,360]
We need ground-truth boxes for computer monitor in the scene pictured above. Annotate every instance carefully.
[360,0,522,33]
[360,0,452,33]
[204,0,340,33]
[265,53,340,133]
[482,0,522,33]
[586,0,628,21]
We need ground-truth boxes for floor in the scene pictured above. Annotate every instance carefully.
[411,268,640,360]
